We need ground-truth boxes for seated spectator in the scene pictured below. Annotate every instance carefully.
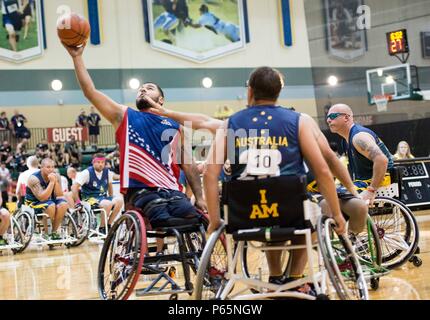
[394,141,415,160]
[0,141,13,166]
[0,112,11,142]
[65,136,82,164]
[36,139,50,160]
[16,138,29,156]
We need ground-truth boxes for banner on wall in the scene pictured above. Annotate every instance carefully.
[324,0,367,62]
[144,0,248,63]
[279,0,293,47]
[47,127,89,143]
[0,0,45,63]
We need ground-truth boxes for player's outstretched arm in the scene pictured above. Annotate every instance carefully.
[144,95,223,133]
[62,42,127,129]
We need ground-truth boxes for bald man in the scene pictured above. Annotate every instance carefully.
[327,104,394,205]
[25,158,69,240]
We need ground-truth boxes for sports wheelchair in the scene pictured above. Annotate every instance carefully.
[368,167,421,269]
[0,214,25,255]
[13,204,79,250]
[97,198,216,300]
[68,199,113,247]
[193,175,369,300]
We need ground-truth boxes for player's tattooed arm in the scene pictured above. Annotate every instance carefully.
[28,175,55,202]
[353,133,383,161]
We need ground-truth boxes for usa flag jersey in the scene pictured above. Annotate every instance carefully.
[116,108,182,194]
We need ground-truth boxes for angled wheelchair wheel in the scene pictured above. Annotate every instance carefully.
[369,197,419,269]
[184,212,209,275]
[10,217,25,255]
[13,209,34,253]
[193,224,228,300]
[62,212,79,248]
[317,215,368,300]
[354,215,383,270]
[69,206,91,247]
[98,211,146,300]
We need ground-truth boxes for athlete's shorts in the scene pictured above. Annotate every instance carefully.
[26,198,67,211]
[83,196,114,208]
[127,188,198,225]
[2,13,23,32]
[154,12,179,32]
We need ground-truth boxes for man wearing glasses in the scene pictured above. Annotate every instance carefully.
[326,104,394,205]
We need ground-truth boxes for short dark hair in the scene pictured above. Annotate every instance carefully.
[93,153,105,159]
[200,4,209,13]
[248,67,284,101]
[144,82,164,98]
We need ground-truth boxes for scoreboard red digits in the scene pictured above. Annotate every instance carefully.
[387,29,409,55]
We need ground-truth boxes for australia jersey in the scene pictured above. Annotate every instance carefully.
[227,105,305,181]
[81,166,109,199]
[25,171,53,202]
[116,108,183,194]
[342,124,394,181]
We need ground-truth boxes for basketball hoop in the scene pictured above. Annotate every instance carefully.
[373,94,390,112]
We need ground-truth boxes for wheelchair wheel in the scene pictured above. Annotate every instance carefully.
[317,215,368,300]
[369,197,419,269]
[193,223,228,300]
[98,211,147,300]
[354,215,383,269]
[63,212,79,248]
[10,217,25,255]
[184,212,209,275]
[13,209,34,253]
[69,206,91,247]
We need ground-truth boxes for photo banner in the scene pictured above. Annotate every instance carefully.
[144,0,248,63]
[0,0,45,63]
[324,0,367,62]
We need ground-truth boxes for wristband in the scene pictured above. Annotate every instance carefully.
[367,186,376,193]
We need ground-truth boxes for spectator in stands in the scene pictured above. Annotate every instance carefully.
[394,141,415,160]
[88,106,101,150]
[36,139,50,161]
[75,109,87,150]
[10,110,30,142]
[65,136,82,166]
[0,141,13,166]
[0,163,10,179]
[16,138,28,156]
[0,112,11,142]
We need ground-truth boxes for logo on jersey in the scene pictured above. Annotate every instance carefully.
[249,189,279,220]
[161,119,172,127]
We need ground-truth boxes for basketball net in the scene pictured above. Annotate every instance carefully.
[374,94,389,112]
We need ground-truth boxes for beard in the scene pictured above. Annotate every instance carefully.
[136,97,151,111]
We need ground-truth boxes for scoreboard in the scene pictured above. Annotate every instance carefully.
[386,29,410,56]
[395,158,430,209]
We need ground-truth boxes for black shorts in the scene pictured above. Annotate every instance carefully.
[126,188,198,225]
[89,126,100,135]
[23,4,32,17]
[2,13,23,31]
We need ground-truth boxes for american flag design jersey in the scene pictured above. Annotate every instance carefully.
[116,108,182,194]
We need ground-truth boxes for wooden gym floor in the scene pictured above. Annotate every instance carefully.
[1,212,430,300]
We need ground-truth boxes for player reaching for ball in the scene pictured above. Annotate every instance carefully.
[60,23,207,240]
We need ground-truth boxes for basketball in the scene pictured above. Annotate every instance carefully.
[57,13,90,47]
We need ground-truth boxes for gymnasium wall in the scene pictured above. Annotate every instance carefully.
[304,0,430,127]
[0,0,317,129]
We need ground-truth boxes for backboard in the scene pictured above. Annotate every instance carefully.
[366,64,412,105]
